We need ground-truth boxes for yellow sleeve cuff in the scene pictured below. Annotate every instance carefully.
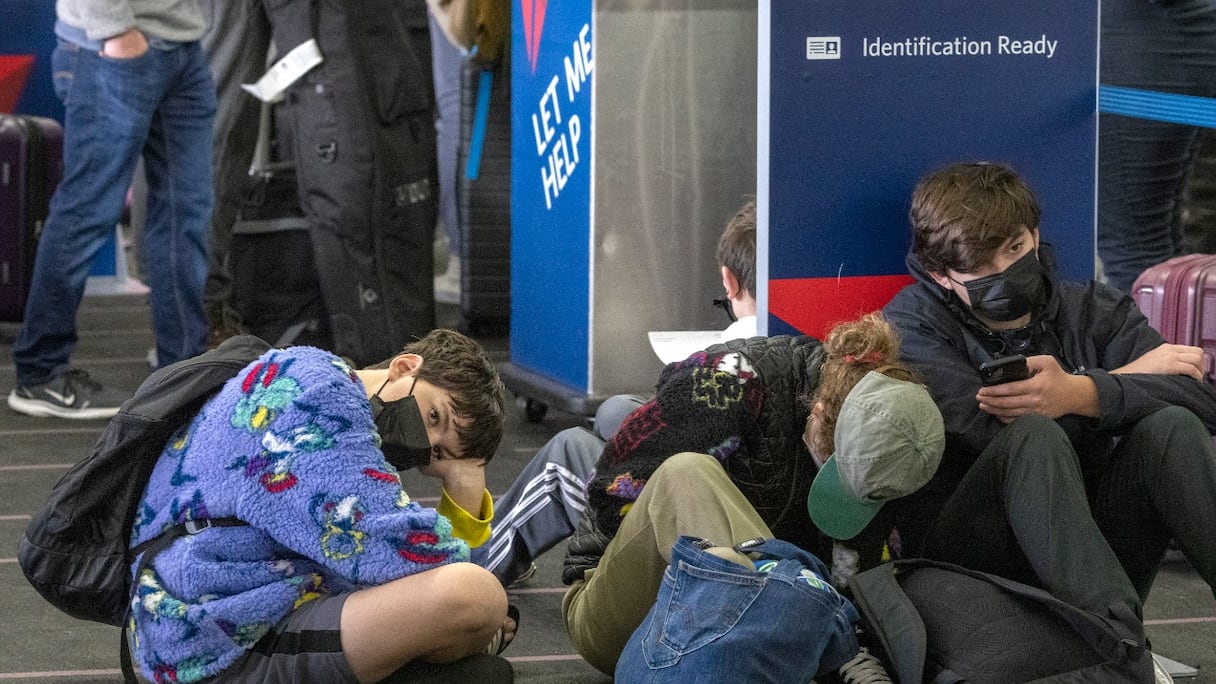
[438,488,494,548]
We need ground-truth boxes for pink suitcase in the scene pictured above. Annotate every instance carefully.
[1131,253,1216,381]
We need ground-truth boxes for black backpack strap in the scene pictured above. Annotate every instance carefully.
[120,626,138,683]
[123,516,249,678]
[848,561,928,684]
[129,517,248,561]
[129,517,250,591]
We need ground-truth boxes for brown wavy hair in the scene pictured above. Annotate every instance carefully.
[910,161,1040,275]
[805,312,920,458]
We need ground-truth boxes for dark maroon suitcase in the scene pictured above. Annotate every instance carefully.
[0,114,63,321]
[1131,253,1216,381]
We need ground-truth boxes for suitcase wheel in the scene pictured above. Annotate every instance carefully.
[523,398,548,423]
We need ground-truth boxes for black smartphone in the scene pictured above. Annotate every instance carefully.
[979,354,1031,386]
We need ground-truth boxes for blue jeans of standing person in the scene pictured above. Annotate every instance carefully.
[13,39,214,386]
[428,13,464,254]
[1098,0,1216,293]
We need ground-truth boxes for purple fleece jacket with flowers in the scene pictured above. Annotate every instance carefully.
[127,346,468,683]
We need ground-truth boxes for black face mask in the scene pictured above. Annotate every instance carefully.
[956,251,1047,323]
[369,377,432,470]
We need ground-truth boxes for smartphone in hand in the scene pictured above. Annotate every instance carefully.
[979,354,1031,386]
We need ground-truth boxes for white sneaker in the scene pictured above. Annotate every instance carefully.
[1151,652,1174,684]
[838,647,893,684]
[434,253,461,305]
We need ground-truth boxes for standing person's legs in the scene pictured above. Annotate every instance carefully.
[1098,0,1216,293]
[1091,406,1216,603]
[198,0,271,330]
[12,42,151,386]
[141,43,215,368]
[428,13,463,258]
[923,415,1143,620]
[562,452,772,675]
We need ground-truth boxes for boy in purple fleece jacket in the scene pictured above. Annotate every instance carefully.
[127,329,514,683]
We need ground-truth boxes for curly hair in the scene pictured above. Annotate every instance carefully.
[370,329,507,462]
[805,312,920,458]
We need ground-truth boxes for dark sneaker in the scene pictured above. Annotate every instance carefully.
[7,369,127,419]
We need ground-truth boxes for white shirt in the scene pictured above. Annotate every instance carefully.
[721,315,758,342]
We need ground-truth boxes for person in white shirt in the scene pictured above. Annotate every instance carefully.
[476,198,763,585]
[716,199,759,341]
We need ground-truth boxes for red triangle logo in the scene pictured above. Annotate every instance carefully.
[520,0,548,73]
[0,55,35,114]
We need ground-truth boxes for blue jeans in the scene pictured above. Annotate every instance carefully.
[429,13,464,252]
[14,40,214,385]
[616,536,860,682]
[1098,0,1216,293]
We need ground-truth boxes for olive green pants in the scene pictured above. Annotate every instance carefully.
[561,452,773,675]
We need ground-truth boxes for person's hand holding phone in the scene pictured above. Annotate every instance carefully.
[979,354,1030,386]
[976,354,1100,422]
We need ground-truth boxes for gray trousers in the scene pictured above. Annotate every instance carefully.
[199,0,272,309]
[473,395,644,585]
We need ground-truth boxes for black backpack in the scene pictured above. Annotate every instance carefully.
[17,335,271,626]
[848,558,1154,683]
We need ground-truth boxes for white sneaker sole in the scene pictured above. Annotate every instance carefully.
[7,390,120,420]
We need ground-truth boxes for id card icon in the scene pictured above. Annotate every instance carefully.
[806,37,842,60]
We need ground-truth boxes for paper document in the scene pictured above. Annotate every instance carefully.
[648,330,723,365]
[242,39,323,103]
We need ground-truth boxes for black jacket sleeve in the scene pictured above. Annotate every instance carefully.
[562,509,613,585]
[883,285,1006,464]
[1073,281,1216,434]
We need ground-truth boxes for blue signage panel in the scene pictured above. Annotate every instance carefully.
[761,1,1097,337]
[3,0,62,120]
[511,0,594,392]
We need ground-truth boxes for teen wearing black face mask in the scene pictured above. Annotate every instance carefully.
[353,351,496,536]
[948,250,1048,324]
[370,376,433,471]
[881,162,1216,650]
[121,327,516,683]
